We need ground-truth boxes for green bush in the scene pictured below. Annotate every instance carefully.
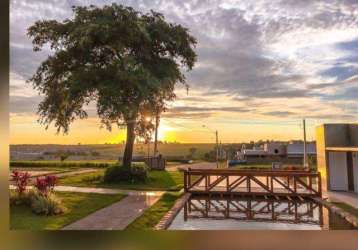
[104,165,148,183]
[30,192,65,216]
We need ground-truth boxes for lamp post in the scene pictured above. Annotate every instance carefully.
[145,116,152,160]
[202,125,219,168]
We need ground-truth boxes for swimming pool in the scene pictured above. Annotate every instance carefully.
[168,195,357,230]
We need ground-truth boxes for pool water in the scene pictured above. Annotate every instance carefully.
[168,196,357,230]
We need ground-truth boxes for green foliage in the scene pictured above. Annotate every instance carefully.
[59,154,69,162]
[59,169,183,191]
[204,150,216,162]
[9,191,33,206]
[30,192,66,216]
[10,189,65,216]
[188,147,197,159]
[308,155,317,168]
[27,3,197,167]
[104,164,148,183]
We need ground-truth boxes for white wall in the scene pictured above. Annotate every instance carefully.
[328,152,348,191]
[353,152,358,193]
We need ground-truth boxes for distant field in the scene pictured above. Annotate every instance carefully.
[10,160,117,168]
[10,143,218,161]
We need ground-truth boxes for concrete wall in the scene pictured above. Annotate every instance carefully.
[348,124,358,146]
[353,152,358,192]
[328,152,348,191]
[264,143,286,156]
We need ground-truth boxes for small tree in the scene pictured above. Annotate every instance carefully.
[28,4,197,169]
[188,147,197,159]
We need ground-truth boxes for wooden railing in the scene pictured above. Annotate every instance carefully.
[184,169,322,197]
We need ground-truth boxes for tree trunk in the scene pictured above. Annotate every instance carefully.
[122,121,136,168]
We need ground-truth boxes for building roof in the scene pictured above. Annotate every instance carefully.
[326,147,358,152]
[287,142,316,154]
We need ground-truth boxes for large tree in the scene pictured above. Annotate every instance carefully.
[28,4,197,168]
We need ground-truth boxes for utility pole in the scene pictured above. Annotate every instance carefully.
[153,111,159,156]
[216,130,219,168]
[303,118,308,169]
[202,125,219,168]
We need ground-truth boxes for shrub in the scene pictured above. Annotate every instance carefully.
[11,171,31,196]
[130,165,148,182]
[104,165,148,183]
[30,192,65,215]
[34,175,58,196]
[10,190,33,206]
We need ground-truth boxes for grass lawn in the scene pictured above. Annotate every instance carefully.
[10,192,125,230]
[126,192,182,230]
[229,164,272,170]
[332,202,358,217]
[58,169,184,191]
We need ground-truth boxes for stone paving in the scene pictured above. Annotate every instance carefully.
[9,184,164,196]
[63,194,161,230]
[166,162,217,172]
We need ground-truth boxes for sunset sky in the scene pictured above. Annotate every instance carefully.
[10,0,358,144]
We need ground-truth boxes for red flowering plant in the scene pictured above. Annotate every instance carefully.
[11,171,31,196]
[34,175,58,197]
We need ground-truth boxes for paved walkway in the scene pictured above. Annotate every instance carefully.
[9,184,164,196]
[63,194,161,230]
[9,184,164,230]
[166,162,217,172]
[326,191,358,210]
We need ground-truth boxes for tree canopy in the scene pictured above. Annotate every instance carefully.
[28,4,197,167]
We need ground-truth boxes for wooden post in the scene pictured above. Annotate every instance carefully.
[184,170,187,192]
[247,175,251,193]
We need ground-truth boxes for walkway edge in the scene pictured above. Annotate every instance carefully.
[9,185,164,196]
[312,197,358,228]
[154,193,191,230]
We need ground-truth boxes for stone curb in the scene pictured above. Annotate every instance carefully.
[312,197,358,228]
[154,192,191,230]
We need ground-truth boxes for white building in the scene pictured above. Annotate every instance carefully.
[287,142,316,158]
[264,142,286,156]
[317,124,358,193]
[242,148,267,156]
